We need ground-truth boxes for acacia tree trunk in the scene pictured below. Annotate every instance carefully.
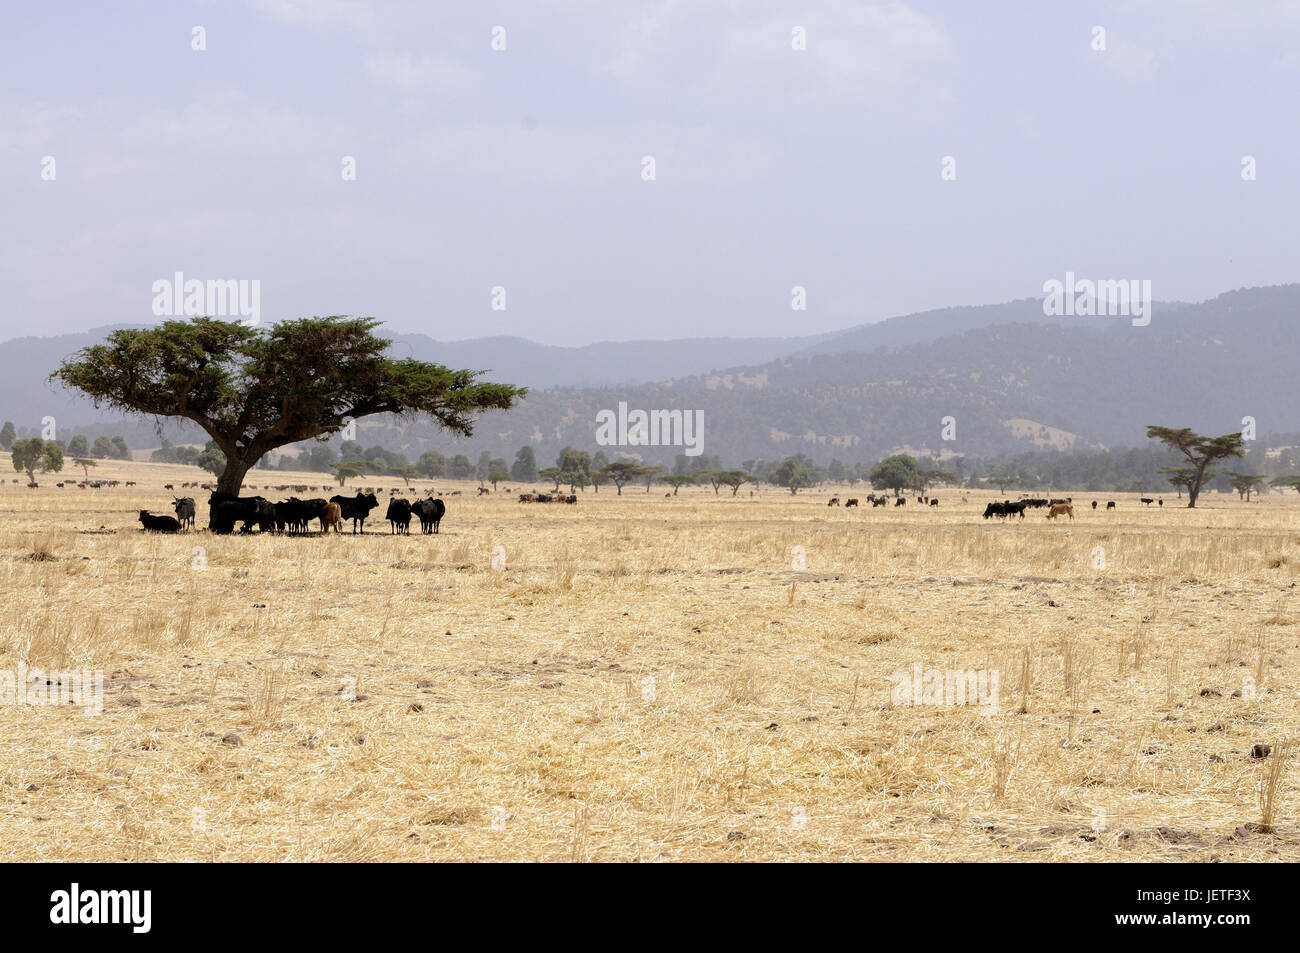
[1187,463,1209,508]
[216,457,251,495]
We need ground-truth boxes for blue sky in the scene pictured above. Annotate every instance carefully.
[2,0,1297,344]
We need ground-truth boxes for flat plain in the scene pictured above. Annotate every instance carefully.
[1,455,1296,861]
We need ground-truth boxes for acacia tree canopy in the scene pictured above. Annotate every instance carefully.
[1145,426,1243,508]
[51,316,525,493]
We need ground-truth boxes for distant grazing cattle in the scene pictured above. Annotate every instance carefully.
[411,498,446,534]
[164,484,173,490]
[386,498,412,534]
[518,493,535,503]
[1091,500,1098,509]
[478,487,490,495]
[536,494,554,503]
[330,492,380,534]
[1140,497,1154,506]
[1021,499,1049,509]
[564,495,577,504]
[139,510,180,533]
[1046,503,1075,520]
[871,497,887,507]
[929,498,938,506]
[1158,498,1163,507]
[895,498,905,507]
[828,498,840,507]
[321,502,343,534]
[845,499,859,507]
[1106,501,1116,510]
[172,497,196,530]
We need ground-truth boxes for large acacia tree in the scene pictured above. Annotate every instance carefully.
[1145,426,1243,508]
[52,316,525,494]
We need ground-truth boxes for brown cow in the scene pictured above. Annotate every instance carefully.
[1046,503,1074,520]
[321,501,343,534]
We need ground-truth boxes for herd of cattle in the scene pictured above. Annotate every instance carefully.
[131,485,1166,535]
[828,493,939,508]
[138,491,447,536]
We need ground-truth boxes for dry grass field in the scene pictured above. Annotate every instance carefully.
[1,454,1297,862]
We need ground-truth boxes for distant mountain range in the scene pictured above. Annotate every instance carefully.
[2,285,1293,466]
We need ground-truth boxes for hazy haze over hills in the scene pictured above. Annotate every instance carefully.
[5,284,1295,466]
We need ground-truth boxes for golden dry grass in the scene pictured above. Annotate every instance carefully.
[1,454,1298,861]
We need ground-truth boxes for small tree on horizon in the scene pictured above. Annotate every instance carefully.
[717,470,752,496]
[1145,426,1244,508]
[196,440,226,476]
[538,467,562,491]
[982,463,1020,495]
[1160,466,1197,499]
[661,474,694,495]
[11,438,63,485]
[1270,475,1300,495]
[1227,471,1266,501]
[332,460,367,486]
[870,454,921,497]
[511,445,539,482]
[74,457,96,480]
[772,456,815,495]
[600,461,646,495]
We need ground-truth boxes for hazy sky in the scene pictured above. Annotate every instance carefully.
[3,0,1298,345]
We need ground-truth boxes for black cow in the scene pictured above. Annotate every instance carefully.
[983,500,1027,520]
[1140,497,1154,506]
[1091,500,1098,509]
[208,491,276,534]
[172,497,196,530]
[929,498,938,507]
[564,495,577,504]
[139,510,181,533]
[386,498,412,534]
[1106,501,1116,510]
[329,493,380,534]
[895,498,905,507]
[295,498,329,533]
[274,497,317,535]
[411,498,446,534]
